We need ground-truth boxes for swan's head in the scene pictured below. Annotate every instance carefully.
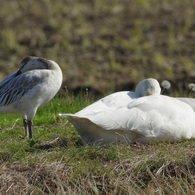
[18,56,54,73]
[135,78,161,97]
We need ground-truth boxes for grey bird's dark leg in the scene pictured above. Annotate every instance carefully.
[23,119,33,139]
[23,119,28,137]
[27,120,33,139]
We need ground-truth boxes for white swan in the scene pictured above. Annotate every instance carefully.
[60,79,194,144]
[0,56,63,138]
[60,78,195,144]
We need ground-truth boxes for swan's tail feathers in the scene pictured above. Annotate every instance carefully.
[59,114,92,130]
[58,113,137,145]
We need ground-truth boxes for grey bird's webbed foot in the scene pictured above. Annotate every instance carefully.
[23,119,33,139]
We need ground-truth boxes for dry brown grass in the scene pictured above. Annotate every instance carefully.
[0,141,194,195]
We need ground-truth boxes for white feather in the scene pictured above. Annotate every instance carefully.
[177,98,195,112]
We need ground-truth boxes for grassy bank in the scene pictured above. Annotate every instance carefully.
[0,92,194,194]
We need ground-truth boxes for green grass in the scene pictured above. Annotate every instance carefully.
[0,92,194,194]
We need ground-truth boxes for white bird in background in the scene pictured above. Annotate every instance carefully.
[0,56,63,139]
[161,80,171,94]
[188,83,195,92]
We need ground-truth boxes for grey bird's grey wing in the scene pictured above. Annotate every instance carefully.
[0,71,46,106]
[0,71,19,90]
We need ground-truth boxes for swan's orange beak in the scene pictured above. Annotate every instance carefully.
[146,93,156,96]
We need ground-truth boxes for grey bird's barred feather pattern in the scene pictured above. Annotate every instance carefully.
[0,71,45,106]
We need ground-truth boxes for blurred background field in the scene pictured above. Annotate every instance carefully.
[0,1,195,193]
[0,0,194,96]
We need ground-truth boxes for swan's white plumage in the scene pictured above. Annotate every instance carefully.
[60,78,195,144]
[0,56,63,138]
[177,98,195,112]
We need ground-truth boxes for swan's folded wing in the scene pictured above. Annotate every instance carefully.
[0,72,18,90]
[75,91,139,117]
[0,71,48,106]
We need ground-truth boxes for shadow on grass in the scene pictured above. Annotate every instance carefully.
[33,136,84,150]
